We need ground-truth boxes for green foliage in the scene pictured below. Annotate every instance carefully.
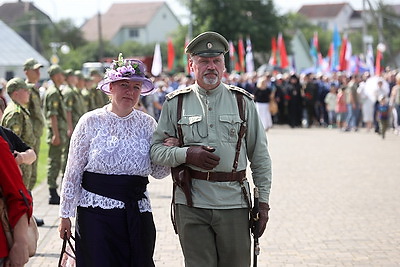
[190,0,284,53]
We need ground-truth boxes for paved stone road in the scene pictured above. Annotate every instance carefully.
[27,126,400,266]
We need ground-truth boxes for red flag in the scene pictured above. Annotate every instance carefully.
[238,37,245,73]
[167,38,175,72]
[229,41,240,72]
[339,35,347,71]
[375,48,382,76]
[277,33,289,69]
[269,37,277,66]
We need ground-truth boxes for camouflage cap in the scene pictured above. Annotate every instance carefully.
[185,31,229,57]
[24,58,43,70]
[89,68,102,77]
[74,70,85,80]
[6,77,29,94]
[47,65,64,77]
[64,69,76,77]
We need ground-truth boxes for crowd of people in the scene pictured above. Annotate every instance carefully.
[0,29,399,266]
[143,68,400,139]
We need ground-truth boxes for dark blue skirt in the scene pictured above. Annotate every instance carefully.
[75,207,155,267]
[75,171,156,267]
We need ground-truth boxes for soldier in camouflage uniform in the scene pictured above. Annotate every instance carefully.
[74,70,88,114]
[24,58,45,191]
[61,69,86,173]
[82,76,96,111]
[43,65,70,205]
[90,69,109,108]
[1,78,36,188]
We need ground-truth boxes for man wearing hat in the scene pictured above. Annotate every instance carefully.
[151,31,272,266]
[61,69,85,174]
[43,65,70,205]
[90,69,109,108]
[24,58,45,190]
[74,70,89,114]
[2,78,37,188]
[82,75,96,111]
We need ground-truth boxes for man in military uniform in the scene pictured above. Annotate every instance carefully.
[61,69,85,173]
[43,65,70,205]
[24,58,46,226]
[2,78,36,188]
[82,76,96,111]
[74,70,88,114]
[151,32,272,267]
[24,58,45,191]
[90,69,109,108]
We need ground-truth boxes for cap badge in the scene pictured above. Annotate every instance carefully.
[207,42,213,49]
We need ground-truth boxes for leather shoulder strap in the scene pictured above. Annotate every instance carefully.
[176,94,184,147]
[233,92,246,172]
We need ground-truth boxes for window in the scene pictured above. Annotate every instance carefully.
[129,29,139,38]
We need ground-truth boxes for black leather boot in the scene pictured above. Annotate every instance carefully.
[49,188,60,205]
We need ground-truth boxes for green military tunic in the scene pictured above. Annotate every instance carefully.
[62,85,86,127]
[93,86,109,108]
[43,84,68,189]
[81,88,96,111]
[61,85,86,173]
[27,82,45,190]
[151,82,272,207]
[1,101,35,188]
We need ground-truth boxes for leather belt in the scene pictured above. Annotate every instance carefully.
[188,169,246,182]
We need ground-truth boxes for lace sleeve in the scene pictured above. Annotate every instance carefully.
[150,163,170,179]
[59,113,91,218]
[148,116,170,179]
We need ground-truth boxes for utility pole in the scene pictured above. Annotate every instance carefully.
[97,11,104,62]
[365,0,396,67]
[188,0,193,40]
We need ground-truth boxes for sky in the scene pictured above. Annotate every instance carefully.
[0,0,399,26]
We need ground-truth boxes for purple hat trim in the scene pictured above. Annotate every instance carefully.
[97,53,155,96]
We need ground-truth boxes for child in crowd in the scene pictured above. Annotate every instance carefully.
[377,95,390,139]
[335,87,347,130]
[324,83,337,128]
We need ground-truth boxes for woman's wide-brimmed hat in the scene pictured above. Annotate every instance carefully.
[97,53,155,95]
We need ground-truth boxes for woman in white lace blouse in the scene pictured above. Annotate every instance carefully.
[58,54,170,267]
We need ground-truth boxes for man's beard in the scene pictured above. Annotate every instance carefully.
[202,71,219,85]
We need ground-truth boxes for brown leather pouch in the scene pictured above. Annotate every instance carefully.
[171,165,193,207]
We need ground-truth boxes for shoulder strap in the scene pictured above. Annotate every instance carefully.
[176,94,184,146]
[233,92,246,172]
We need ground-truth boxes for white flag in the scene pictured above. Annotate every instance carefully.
[245,37,254,73]
[151,43,162,76]
[345,40,352,74]
[366,44,375,76]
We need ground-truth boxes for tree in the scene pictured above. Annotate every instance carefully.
[187,0,285,64]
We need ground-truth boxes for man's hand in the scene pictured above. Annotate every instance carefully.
[258,202,270,237]
[186,146,220,170]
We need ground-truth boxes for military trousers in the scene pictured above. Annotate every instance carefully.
[175,204,251,267]
[28,137,41,191]
[20,164,32,190]
[61,136,71,175]
[47,142,66,189]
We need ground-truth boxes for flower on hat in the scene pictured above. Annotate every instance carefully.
[98,53,155,96]
[106,53,143,80]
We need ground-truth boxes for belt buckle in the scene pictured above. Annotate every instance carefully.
[207,172,210,181]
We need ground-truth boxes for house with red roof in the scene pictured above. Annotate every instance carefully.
[81,1,181,46]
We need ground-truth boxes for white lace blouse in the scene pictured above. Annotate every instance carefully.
[59,105,170,218]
